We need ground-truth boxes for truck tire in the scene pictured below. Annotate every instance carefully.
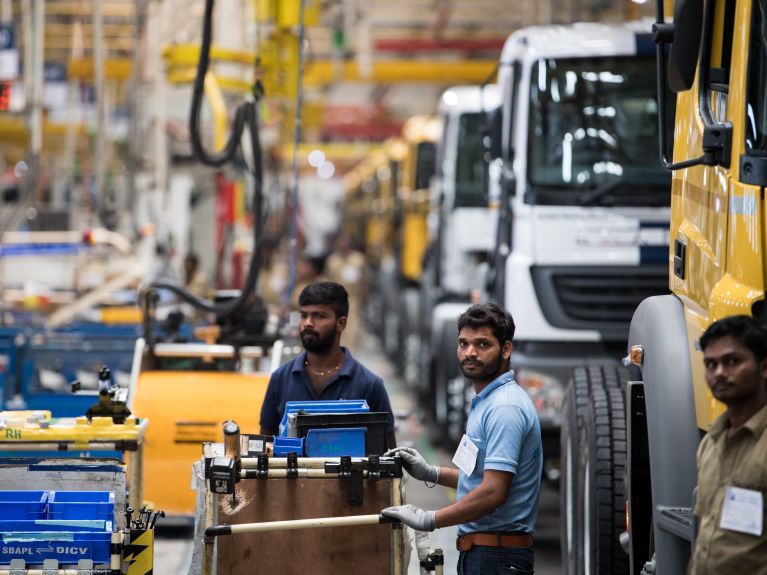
[560,371,590,575]
[431,324,461,445]
[575,366,629,575]
[446,373,469,446]
[397,288,420,381]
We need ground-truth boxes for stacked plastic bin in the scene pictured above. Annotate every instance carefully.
[0,490,114,565]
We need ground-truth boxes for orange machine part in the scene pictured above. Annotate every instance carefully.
[132,370,270,517]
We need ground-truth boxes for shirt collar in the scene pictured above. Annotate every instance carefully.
[291,348,353,378]
[708,401,767,439]
[474,369,516,402]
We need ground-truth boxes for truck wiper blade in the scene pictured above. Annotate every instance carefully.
[578,179,626,206]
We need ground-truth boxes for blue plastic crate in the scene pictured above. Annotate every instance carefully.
[304,427,366,457]
[0,491,48,520]
[279,400,369,436]
[47,491,114,522]
[272,436,304,456]
[0,521,112,565]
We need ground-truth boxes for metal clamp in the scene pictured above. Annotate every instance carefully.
[43,559,59,575]
[339,455,352,479]
[9,559,25,575]
[286,452,298,478]
[338,456,363,506]
[368,454,380,481]
[256,453,269,479]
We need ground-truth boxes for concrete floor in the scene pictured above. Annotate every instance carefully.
[153,333,562,574]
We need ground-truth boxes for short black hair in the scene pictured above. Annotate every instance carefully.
[699,315,767,361]
[298,281,349,318]
[457,303,515,345]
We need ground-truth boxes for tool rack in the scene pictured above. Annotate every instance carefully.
[190,441,407,575]
[0,411,152,574]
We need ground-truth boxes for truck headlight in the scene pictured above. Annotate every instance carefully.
[516,369,564,426]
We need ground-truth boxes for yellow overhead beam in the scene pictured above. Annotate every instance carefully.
[304,60,498,85]
[166,69,252,93]
[163,44,256,68]
[68,57,133,80]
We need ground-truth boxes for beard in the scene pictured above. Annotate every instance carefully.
[460,351,505,382]
[300,328,336,353]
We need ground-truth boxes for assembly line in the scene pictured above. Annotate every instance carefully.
[1,0,766,574]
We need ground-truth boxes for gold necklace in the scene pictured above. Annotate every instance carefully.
[305,359,341,377]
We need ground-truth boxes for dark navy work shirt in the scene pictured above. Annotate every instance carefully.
[259,348,395,433]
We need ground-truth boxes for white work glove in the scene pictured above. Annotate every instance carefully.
[382,504,437,532]
[385,447,439,483]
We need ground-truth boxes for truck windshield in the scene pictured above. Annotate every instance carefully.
[456,112,489,207]
[527,56,671,207]
[414,142,437,190]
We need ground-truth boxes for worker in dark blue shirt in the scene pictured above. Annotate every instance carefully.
[259,281,396,447]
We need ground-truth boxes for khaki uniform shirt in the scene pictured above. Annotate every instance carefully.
[692,402,767,574]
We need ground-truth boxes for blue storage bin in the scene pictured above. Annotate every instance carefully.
[272,436,304,456]
[47,491,114,522]
[0,491,48,520]
[279,400,369,436]
[305,427,366,457]
[0,521,112,565]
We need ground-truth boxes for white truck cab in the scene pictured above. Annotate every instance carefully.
[422,22,672,469]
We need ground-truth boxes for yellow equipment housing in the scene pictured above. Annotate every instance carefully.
[599,2,767,574]
[398,116,442,283]
[667,0,761,429]
[129,340,278,518]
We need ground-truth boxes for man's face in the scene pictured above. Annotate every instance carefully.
[299,304,346,353]
[457,326,512,383]
[703,335,767,406]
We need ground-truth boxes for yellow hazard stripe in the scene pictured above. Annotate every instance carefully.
[125,529,154,575]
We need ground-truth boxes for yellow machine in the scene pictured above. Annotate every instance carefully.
[0,410,155,573]
[562,1,766,574]
[128,338,290,518]
[397,116,442,284]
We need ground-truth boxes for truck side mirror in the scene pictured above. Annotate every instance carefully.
[653,0,711,170]
[667,0,704,92]
[483,106,503,161]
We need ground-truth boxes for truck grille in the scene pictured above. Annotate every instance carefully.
[531,266,669,340]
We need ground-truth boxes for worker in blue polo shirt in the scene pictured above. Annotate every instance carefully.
[383,303,542,575]
[259,281,397,448]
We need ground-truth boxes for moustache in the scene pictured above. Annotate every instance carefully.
[301,329,319,337]
[462,360,481,367]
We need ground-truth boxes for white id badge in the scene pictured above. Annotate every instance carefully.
[719,486,764,536]
[452,434,479,476]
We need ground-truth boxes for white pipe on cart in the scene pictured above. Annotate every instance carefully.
[206,513,398,538]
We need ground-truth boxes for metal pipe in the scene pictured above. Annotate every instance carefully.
[0,442,129,451]
[151,343,264,359]
[241,456,368,469]
[241,468,332,479]
[205,513,398,538]
[93,0,107,220]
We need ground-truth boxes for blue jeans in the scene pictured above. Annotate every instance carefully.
[457,545,534,575]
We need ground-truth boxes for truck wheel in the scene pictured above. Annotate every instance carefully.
[397,289,420,380]
[561,371,589,575]
[576,366,629,575]
[431,324,460,446]
[446,373,469,445]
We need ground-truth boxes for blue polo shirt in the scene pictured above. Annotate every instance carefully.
[259,348,395,433]
[456,369,543,535]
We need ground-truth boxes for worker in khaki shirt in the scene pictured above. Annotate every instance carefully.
[691,315,767,574]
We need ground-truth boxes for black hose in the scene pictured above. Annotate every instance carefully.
[139,0,265,341]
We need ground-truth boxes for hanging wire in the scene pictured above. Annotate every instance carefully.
[138,0,266,347]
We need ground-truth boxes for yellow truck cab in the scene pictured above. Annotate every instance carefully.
[562,1,767,574]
